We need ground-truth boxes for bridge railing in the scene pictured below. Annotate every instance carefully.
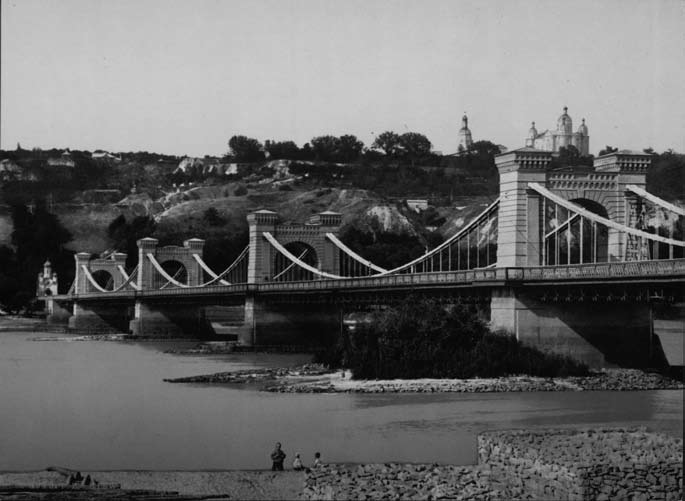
[512,259,685,281]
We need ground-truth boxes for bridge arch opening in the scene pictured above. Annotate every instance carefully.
[156,260,188,287]
[91,270,115,291]
[273,241,319,281]
[545,198,609,265]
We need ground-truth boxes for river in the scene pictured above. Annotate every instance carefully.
[0,330,682,471]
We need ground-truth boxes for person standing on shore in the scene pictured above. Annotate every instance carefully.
[292,453,304,471]
[313,452,322,468]
[270,442,286,471]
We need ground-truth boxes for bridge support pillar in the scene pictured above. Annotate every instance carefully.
[240,296,340,347]
[68,302,131,334]
[490,288,652,368]
[129,301,212,338]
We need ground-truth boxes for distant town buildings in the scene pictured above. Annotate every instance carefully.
[92,150,121,162]
[47,150,75,168]
[406,199,429,213]
[525,107,589,155]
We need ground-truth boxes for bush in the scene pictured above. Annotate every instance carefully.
[316,296,589,379]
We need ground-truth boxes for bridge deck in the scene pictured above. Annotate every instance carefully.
[45,259,685,302]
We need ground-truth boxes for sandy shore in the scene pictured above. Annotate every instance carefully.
[0,470,305,500]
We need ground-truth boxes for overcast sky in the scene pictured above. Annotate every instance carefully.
[2,0,684,157]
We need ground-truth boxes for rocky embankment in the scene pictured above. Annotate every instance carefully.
[266,368,683,393]
[165,366,683,392]
[303,463,516,501]
[479,428,683,501]
[302,428,683,500]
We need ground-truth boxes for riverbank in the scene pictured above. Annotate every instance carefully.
[165,366,684,392]
[0,470,304,500]
[2,428,681,500]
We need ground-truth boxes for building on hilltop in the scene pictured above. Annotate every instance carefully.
[457,114,474,153]
[47,149,76,168]
[525,107,589,155]
[37,260,59,296]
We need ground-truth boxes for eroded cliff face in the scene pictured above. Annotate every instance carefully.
[0,177,494,255]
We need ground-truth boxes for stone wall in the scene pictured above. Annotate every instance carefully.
[302,428,682,500]
[478,428,683,501]
[302,463,514,500]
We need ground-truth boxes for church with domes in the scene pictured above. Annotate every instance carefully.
[525,107,589,155]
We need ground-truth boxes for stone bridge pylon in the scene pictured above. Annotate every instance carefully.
[495,149,652,267]
[247,209,343,283]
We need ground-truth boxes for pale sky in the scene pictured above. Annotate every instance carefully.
[2,0,684,157]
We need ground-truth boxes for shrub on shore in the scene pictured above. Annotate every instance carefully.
[316,297,590,379]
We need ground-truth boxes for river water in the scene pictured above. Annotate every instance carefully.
[0,330,682,471]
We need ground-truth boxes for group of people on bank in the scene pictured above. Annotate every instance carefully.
[270,442,321,472]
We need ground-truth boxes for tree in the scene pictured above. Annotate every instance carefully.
[264,140,300,160]
[372,131,401,156]
[4,201,74,310]
[398,132,432,167]
[310,135,341,162]
[646,150,685,202]
[228,135,265,163]
[470,140,501,157]
[599,145,618,156]
[203,207,225,227]
[107,215,157,268]
[337,135,364,163]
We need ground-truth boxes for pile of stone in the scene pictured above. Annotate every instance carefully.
[302,463,520,500]
[267,368,683,393]
[568,369,684,391]
[478,428,683,500]
[302,428,682,500]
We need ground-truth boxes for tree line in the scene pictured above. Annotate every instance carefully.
[227,130,434,165]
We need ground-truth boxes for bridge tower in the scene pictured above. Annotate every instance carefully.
[494,148,651,266]
[130,237,209,337]
[243,209,344,346]
[246,209,342,283]
[68,251,130,333]
[492,148,654,366]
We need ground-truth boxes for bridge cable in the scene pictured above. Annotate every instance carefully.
[263,198,500,279]
[273,248,309,280]
[146,253,190,288]
[263,232,344,279]
[191,245,249,286]
[325,233,388,273]
[528,183,685,247]
[626,185,685,217]
[117,265,140,290]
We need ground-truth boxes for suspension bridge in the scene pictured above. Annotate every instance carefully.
[40,149,685,368]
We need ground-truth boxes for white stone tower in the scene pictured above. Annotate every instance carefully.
[457,114,473,152]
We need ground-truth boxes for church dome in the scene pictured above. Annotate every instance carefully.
[577,118,588,135]
[528,121,538,139]
[557,106,572,134]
